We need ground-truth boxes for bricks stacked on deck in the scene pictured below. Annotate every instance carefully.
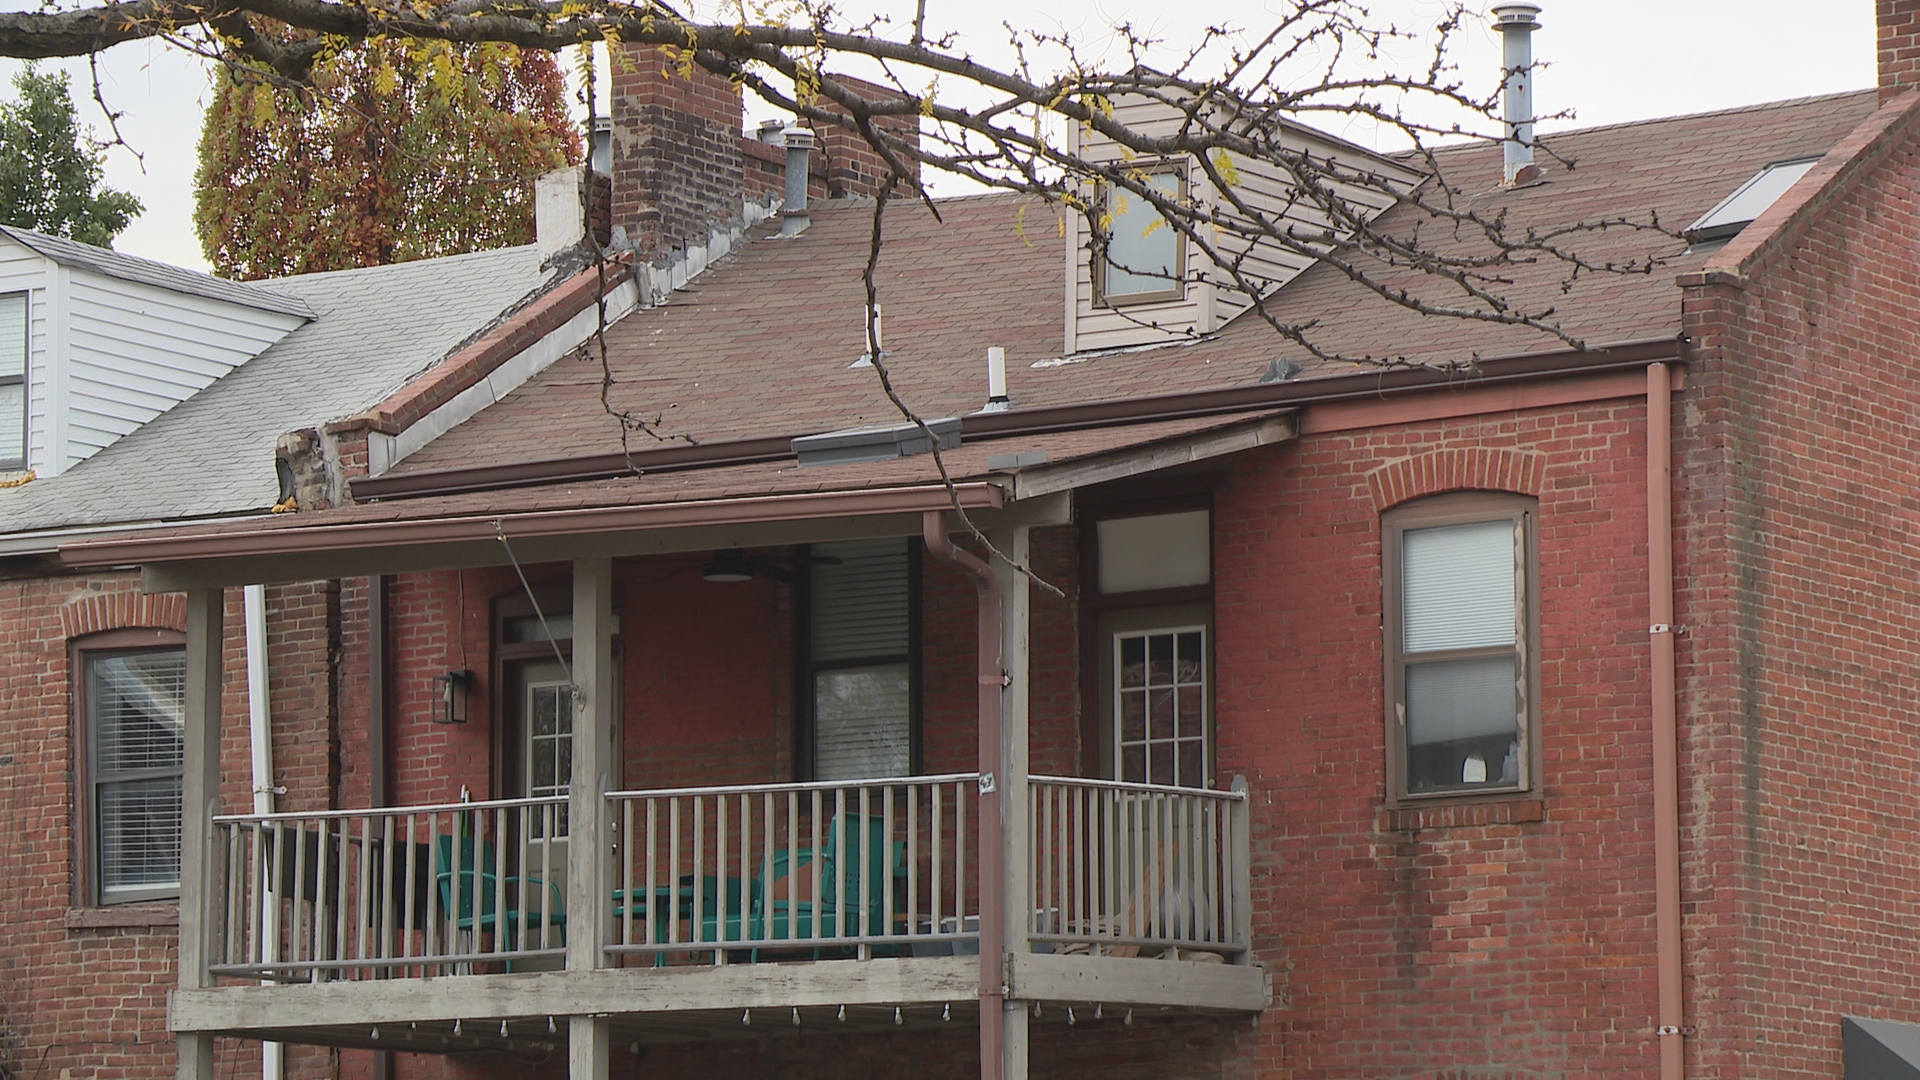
[0,573,339,1080]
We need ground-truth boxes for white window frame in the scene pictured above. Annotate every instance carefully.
[0,291,27,470]
[75,632,187,905]
[1112,623,1211,788]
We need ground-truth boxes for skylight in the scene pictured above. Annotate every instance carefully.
[1686,157,1821,245]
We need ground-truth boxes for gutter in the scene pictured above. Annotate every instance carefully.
[60,483,1005,569]
[921,512,1005,1080]
[348,337,1683,503]
[1647,363,1685,1080]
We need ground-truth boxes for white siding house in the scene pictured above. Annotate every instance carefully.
[0,227,311,479]
[1061,95,1423,356]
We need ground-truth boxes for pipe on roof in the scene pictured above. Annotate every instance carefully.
[1494,4,1542,186]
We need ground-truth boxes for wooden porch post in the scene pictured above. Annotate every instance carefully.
[177,587,223,1080]
[569,559,616,1080]
[994,526,1032,1080]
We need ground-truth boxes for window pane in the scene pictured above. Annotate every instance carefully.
[815,663,911,780]
[1403,519,1516,653]
[1103,171,1182,298]
[90,652,186,775]
[1097,511,1209,593]
[811,539,910,662]
[1405,656,1520,794]
[99,777,182,892]
[0,292,24,378]
[1114,626,1208,788]
[0,383,21,465]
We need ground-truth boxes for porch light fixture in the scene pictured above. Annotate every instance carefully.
[702,549,756,582]
[434,669,473,724]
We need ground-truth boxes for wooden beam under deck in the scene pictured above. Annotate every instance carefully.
[170,954,1268,1045]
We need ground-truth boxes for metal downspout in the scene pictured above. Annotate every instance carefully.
[923,512,1005,1080]
[1648,363,1684,1080]
[244,585,284,1080]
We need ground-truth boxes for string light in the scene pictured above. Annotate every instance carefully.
[453,1019,462,1036]
[742,1009,752,1025]
[1124,1008,1133,1026]
[894,1007,903,1025]
[942,1004,951,1021]
[837,1005,846,1022]
[792,1008,801,1027]
[1067,1007,1076,1026]
[548,1016,557,1033]
[501,1020,509,1037]
[370,1027,380,1040]
[1094,1004,1103,1020]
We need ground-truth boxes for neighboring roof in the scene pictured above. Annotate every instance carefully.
[0,225,314,320]
[0,244,554,541]
[390,91,1878,480]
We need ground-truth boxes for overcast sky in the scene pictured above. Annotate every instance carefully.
[0,0,1880,273]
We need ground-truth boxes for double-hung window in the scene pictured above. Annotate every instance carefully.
[803,538,917,780]
[0,292,26,469]
[75,632,187,904]
[1384,494,1537,801]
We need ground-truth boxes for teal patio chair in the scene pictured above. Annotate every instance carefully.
[751,814,905,957]
[435,834,567,961]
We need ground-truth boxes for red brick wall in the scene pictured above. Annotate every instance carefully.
[609,46,744,259]
[1212,403,1662,1079]
[1672,96,1920,1079]
[0,572,340,1080]
[804,74,924,199]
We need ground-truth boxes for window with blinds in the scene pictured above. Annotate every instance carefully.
[807,537,914,780]
[1385,495,1533,799]
[0,292,26,468]
[87,647,187,901]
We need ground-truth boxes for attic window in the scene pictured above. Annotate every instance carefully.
[1686,157,1820,245]
[0,292,24,470]
[1097,164,1186,305]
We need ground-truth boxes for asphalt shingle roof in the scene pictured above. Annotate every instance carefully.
[1,244,553,540]
[0,226,314,319]
[392,91,1879,480]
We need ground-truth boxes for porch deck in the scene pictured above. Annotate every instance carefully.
[172,775,1265,1048]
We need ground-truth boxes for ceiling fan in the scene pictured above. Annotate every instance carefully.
[700,548,840,584]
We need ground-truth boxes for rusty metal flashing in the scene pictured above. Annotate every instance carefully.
[348,336,1685,503]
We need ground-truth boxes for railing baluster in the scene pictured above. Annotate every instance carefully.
[714,793,728,960]
[930,783,943,938]
[882,785,895,946]
[809,788,822,944]
[955,780,966,932]
[645,797,660,956]
[668,798,682,948]
[906,784,918,944]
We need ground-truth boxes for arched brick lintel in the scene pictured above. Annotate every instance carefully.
[1366,448,1546,512]
[62,592,188,640]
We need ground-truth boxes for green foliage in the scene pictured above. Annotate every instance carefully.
[195,33,582,280]
[0,68,142,248]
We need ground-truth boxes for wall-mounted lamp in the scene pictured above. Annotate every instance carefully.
[434,669,473,724]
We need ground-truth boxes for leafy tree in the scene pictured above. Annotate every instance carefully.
[194,34,580,279]
[0,67,141,248]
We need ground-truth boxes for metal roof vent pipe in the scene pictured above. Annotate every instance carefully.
[780,126,815,237]
[1493,3,1543,187]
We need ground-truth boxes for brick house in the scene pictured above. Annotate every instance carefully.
[31,5,1920,1080]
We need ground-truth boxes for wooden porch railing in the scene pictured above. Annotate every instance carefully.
[207,796,568,981]
[1026,775,1252,959]
[604,774,982,961]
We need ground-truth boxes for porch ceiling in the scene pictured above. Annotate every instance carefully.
[60,410,1295,589]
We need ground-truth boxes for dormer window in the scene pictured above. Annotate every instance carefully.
[1096,163,1187,306]
[0,292,25,470]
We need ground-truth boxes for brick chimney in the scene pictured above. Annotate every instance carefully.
[1882,0,1920,103]
[608,46,744,259]
[804,75,922,198]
